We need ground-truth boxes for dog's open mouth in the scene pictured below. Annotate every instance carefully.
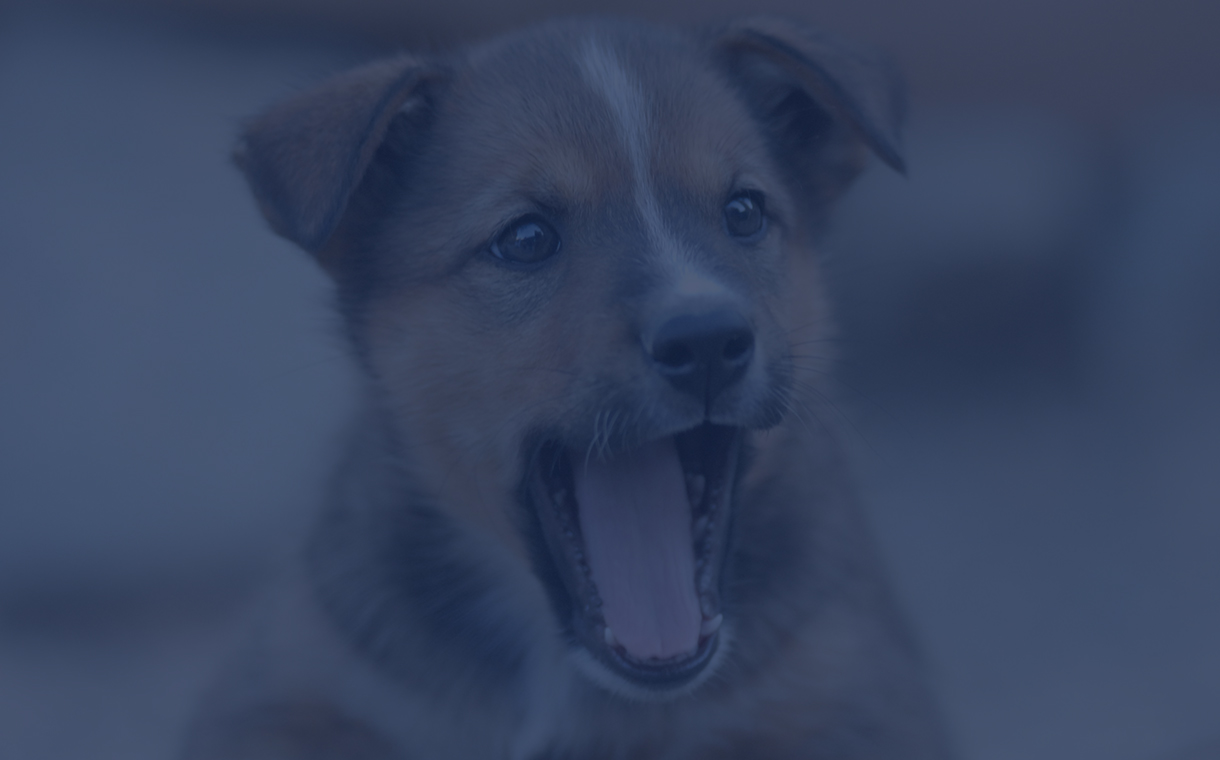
[530,423,740,690]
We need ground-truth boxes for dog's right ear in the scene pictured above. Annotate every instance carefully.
[714,18,905,209]
[235,57,438,261]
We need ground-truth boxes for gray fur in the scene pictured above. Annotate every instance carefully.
[186,16,953,760]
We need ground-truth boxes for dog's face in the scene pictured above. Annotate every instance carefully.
[237,18,902,700]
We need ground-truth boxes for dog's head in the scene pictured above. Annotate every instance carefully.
[237,18,903,700]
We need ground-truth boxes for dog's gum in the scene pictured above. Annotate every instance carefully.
[685,474,706,508]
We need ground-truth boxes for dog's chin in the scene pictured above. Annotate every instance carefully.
[528,423,742,699]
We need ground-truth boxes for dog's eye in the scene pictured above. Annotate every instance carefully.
[724,191,765,239]
[491,215,561,265]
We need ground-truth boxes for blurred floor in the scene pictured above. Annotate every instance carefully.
[0,580,247,760]
[1,9,1218,760]
[857,395,1220,760]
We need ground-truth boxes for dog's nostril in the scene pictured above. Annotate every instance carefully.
[723,332,753,364]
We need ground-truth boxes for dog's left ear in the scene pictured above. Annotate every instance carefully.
[714,17,905,204]
[234,56,440,260]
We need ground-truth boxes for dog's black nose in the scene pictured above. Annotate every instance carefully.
[650,309,754,404]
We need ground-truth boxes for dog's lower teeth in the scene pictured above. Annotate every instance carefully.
[700,614,723,637]
[693,515,709,536]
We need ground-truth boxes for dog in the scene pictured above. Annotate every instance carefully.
[185,16,954,760]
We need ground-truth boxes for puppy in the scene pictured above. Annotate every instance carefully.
[186,16,954,760]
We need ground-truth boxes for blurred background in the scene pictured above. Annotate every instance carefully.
[1,1,1217,758]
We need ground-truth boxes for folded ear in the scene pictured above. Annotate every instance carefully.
[714,17,906,205]
[234,56,438,257]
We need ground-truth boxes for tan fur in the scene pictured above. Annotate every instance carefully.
[187,16,952,760]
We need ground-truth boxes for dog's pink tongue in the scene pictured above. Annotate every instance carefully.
[573,438,701,661]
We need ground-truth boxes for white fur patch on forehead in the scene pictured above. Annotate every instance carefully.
[578,38,650,172]
[578,38,675,257]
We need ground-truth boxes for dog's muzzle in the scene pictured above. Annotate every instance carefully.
[520,300,773,694]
